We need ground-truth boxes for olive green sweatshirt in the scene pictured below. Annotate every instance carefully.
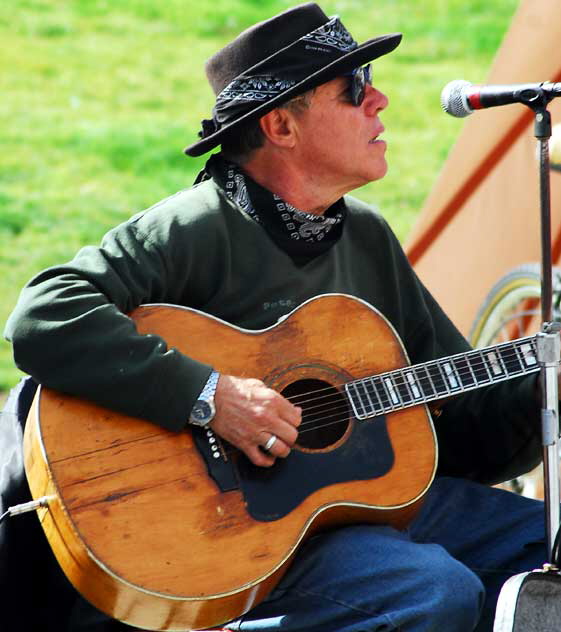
[4,178,541,484]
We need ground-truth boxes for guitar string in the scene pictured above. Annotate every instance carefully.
[288,340,537,405]
[215,345,539,445]
[277,363,537,436]
[289,357,532,418]
[217,361,538,458]
[291,370,499,435]
[218,390,452,459]
[280,342,537,415]
[289,362,536,430]
[219,349,529,457]
[219,408,357,458]
[209,343,538,460]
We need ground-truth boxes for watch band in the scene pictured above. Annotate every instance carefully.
[188,370,220,427]
[199,369,220,401]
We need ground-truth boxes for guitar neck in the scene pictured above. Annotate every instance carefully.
[345,336,539,420]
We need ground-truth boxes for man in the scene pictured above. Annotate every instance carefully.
[1,3,548,631]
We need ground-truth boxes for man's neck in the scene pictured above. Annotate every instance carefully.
[238,151,344,216]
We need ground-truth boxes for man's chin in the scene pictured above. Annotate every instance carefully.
[368,160,388,183]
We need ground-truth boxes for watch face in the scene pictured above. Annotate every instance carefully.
[191,400,213,425]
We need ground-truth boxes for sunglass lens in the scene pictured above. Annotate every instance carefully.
[351,65,372,106]
[352,68,365,106]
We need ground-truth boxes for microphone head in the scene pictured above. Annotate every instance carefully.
[441,79,473,117]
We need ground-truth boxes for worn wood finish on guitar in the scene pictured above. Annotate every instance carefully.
[24,294,437,630]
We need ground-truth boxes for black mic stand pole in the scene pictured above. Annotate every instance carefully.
[532,102,561,562]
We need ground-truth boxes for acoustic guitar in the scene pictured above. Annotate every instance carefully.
[23,294,540,631]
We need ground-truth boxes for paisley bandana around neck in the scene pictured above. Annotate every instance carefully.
[204,154,346,262]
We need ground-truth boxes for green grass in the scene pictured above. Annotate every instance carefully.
[0,0,518,392]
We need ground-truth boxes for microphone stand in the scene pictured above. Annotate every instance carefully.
[531,100,561,562]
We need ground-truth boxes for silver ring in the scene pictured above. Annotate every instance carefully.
[263,434,278,452]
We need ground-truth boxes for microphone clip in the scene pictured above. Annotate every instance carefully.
[522,82,559,113]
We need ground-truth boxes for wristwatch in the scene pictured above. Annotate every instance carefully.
[189,370,220,427]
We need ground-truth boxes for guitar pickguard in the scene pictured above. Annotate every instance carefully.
[238,414,394,521]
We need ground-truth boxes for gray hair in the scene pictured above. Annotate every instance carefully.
[220,89,315,165]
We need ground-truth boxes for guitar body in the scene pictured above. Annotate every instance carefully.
[24,294,437,631]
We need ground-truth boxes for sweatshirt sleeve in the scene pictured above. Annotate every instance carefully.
[4,205,213,432]
[407,280,542,485]
[372,217,542,485]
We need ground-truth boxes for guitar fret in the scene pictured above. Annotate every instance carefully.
[499,348,511,374]
[495,349,508,375]
[346,381,366,419]
[346,337,539,420]
[465,355,479,385]
[395,369,414,405]
[519,341,538,368]
[426,362,449,396]
[389,373,408,406]
[442,361,461,391]
[466,351,490,384]
[513,343,527,372]
[404,370,423,400]
[374,376,392,410]
[498,344,524,375]
[356,380,375,416]
[384,376,401,407]
[486,351,504,379]
[451,356,475,388]
[362,378,381,415]
[414,365,436,399]
[463,352,480,385]
[479,351,493,381]
[364,377,383,413]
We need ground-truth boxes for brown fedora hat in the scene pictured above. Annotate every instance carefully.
[184,2,401,157]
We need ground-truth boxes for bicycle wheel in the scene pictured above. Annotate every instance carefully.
[469,263,561,498]
[469,263,561,347]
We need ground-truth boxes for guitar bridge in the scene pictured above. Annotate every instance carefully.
[191,427,239,492]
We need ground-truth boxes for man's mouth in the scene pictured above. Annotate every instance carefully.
[369,127,385,144]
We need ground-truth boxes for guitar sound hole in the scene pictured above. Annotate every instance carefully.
[281,379,350,450]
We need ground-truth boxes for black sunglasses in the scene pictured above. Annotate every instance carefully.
[344,64,372,106]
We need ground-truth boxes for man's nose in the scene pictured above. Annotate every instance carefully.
[363,84,389,114]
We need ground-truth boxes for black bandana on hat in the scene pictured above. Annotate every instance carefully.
[200,154,346,264]
[184,4,401,157]
[204,17,357,139]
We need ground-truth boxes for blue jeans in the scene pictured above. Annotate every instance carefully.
[49,477,547,631]
[225,477,546,632]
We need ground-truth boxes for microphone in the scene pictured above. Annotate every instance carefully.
[441,79,561,117]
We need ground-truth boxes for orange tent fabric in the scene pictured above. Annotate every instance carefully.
[405,0,561,337]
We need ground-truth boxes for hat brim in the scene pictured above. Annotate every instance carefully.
[184,32,402,157]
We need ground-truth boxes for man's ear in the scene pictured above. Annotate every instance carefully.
[259,108,298,148]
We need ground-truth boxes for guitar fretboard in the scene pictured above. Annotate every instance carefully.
[345,336,539,420]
